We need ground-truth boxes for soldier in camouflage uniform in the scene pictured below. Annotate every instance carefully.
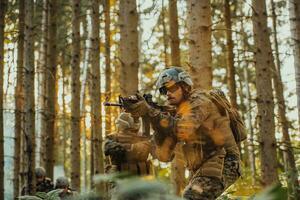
[21,167,54,195]
[55,176,77,199]
[104,112,152,175]
[127,67,241,200]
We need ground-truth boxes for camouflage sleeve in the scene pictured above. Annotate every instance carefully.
[153,135,176,162]
[176,96,211,142]
[126,140,151,162]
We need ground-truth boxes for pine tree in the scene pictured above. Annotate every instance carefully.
[71,0,81,191]
[271,1,299,198]
[224,0,237,108]
[14,0,25,197]
[39,0,48,168]
[289,0,300,129]
[104,0,111,136]
[0,0,7,197]
[252,0,279,185]
[169,0,180,66]
[119,0,139,96]
[90,0,104,191]
[45,0,58,179]
[24,0,36,194]
[187,0,212,89]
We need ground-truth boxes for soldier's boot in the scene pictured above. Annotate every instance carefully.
[182,176,224,200]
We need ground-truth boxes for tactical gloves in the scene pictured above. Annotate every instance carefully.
[104,139,127,164]
[127,95,152,118]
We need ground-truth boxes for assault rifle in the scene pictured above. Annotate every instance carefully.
[103,93,165,111]
[104,94,167,136]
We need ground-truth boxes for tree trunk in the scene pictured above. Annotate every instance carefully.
[119,0,139,96]
[0,0,7,198]
[240,19,256,183]
[169,0,180,66]
[237,76,248,163]
[81,12,89,190]
[104,0,111,136]
[271,1,299,198]
[14,0,25,197]
[162,0,169,67]
[187,0,212,89]
[90,0,104,192]
[24,0,36,194]
[289,0,300,130]
[39,0,48,168]
[71,0,81,191]
[252,0,279,186]
[168,0,185,195]
[243,66,256,184]
[224,0,237,108]
[45,0,57,179]
[61,53,68,176]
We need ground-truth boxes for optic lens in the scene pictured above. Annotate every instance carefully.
[159,87,167,95]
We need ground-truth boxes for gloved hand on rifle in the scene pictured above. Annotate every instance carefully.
[126,94,153,118]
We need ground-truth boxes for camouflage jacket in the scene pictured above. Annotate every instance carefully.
[21,177,54,195]
[152,89,239,180]
[36,177,54,193]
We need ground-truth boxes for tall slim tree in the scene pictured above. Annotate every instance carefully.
[168,0,185,196]
[224,0,237,108]
[24,0,36,194]
[104,0,111,136]
[169,0,180,67]
[187,0,212,89]
[289,0,300,129]
[252,0,279,185]
[71,0,81,191]
[45,0,58,179]
[81,12,90,190]
[271,1,299,198]
[14,0,25,197]
[119,0,139,96]
[162,0,169,67]
[240,19,256,183]
[0,0,7,197]
[39,0,48,168]
[90,0,104,191]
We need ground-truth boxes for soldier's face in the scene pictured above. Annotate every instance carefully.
[37,176,44,183]
[165,83,184,106]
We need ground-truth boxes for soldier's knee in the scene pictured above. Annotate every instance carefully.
[182,177,224,200]
[183,183,214,200]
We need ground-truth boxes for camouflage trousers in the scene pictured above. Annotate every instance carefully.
[223,154,241,189]
[182,154,240,200]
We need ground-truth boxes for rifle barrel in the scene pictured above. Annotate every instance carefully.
[103,102,122,107]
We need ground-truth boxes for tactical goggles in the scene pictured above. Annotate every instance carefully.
[159,83,180,95]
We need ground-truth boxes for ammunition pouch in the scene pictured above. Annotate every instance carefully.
[183,143,226,180]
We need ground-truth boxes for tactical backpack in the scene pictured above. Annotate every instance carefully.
[208,89,247,143]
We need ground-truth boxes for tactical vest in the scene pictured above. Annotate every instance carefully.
[178,89,239,180]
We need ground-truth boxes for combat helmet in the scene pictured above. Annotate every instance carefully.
[55,176,69,189]
[156,66,193,95]
[115,112,140,132]
[35,167,46,178]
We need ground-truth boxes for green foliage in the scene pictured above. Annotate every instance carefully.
[18,189,63,200]
[252,184,287,200]
[94,173,183,200]
[18,196,43,200]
